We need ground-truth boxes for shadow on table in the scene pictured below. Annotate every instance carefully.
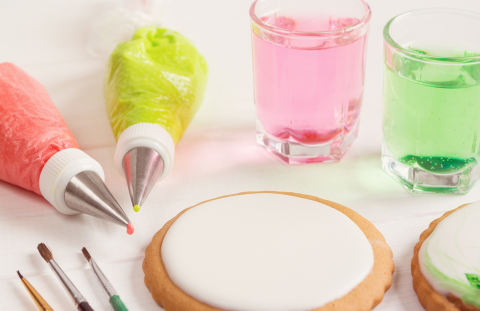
[0,180,57,217]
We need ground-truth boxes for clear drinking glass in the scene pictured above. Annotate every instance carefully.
[382,9,480,194]
[250,0,371,164]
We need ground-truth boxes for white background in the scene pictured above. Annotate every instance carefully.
[1,0,480,310]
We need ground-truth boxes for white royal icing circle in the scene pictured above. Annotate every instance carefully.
[420,202,480,308]
[161,193,374,311]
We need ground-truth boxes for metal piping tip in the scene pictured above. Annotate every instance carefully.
[65,171,133,233]
[123,147,164,212]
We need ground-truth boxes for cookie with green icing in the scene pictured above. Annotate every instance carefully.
[412,203,480,311]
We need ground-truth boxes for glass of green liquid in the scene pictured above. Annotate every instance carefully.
[382,8,480,194]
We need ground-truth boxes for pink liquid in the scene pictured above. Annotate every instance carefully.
[252,17,367,144]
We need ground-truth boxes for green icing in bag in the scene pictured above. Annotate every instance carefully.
[104,26,208,211]
[105,26,208,143]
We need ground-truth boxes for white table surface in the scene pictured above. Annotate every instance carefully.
[1,0,480,310]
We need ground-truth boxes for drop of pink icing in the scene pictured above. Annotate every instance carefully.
[127,223,134,235]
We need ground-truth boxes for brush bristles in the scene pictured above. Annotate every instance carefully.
[37,243,53,262]
[81,247,91,261]
[17,270,23,279]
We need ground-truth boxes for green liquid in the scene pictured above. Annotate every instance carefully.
[383,54,480,174]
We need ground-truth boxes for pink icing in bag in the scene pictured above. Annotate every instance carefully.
[0,62,79,195]
[0,62,133,232]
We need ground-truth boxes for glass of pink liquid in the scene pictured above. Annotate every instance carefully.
[250,0,371,164]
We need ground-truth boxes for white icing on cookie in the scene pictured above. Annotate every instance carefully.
[161,193,374,311]
[419,202,480,307]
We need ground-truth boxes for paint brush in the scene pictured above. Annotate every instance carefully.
[37,243,94,311]
[81,248,128,311]
[17,270,54,311]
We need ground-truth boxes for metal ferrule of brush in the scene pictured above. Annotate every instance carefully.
[48,260,87,306]
[89,258,117,298]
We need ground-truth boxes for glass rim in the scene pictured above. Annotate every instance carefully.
[249,0,372,37]
[384,8,480,61]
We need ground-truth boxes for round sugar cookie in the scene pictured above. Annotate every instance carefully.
[412,202,480,311]
[143,191,394,311]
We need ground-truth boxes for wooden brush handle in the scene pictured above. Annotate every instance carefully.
[110,295,129,311]
[78,302,94,311]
